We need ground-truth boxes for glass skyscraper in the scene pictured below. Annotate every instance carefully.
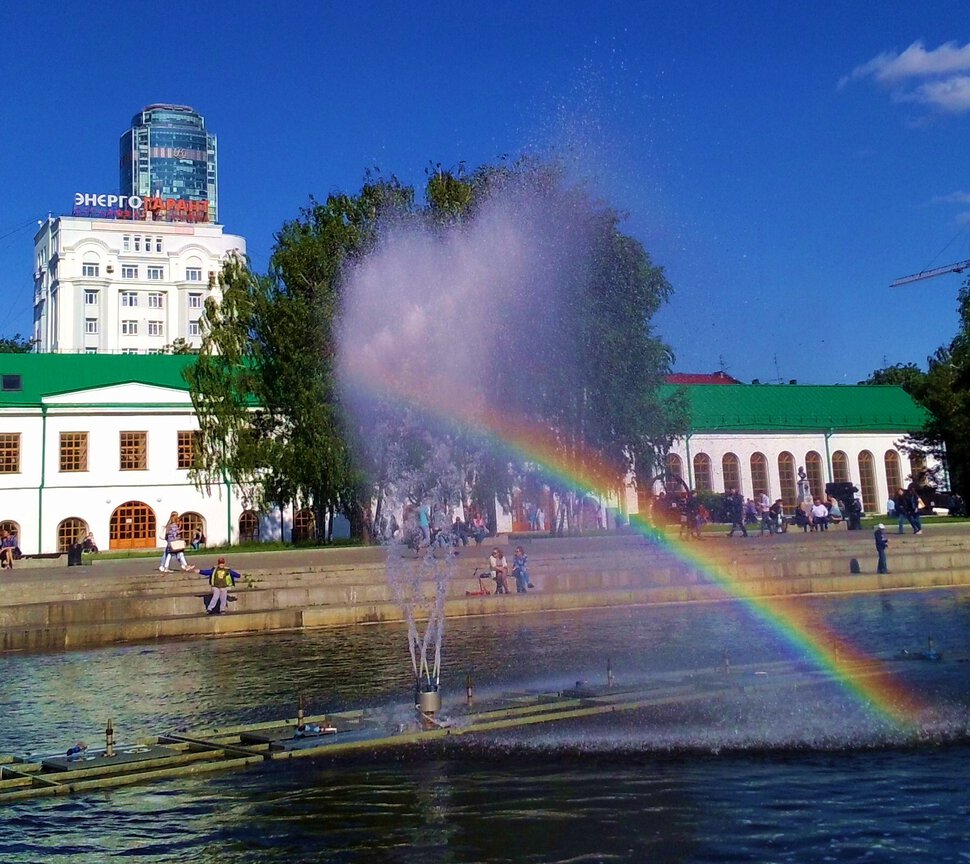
[120,104,218,223]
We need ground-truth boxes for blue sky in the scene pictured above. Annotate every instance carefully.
[1,1,968,384]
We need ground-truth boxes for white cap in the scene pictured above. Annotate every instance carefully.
[877,523,885,530]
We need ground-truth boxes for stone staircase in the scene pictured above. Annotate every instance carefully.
[2,528,969,653]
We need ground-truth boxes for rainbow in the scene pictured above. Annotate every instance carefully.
[353,371,928,728]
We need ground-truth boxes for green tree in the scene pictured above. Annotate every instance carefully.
[863,282,970,493]
[0,333,34,353]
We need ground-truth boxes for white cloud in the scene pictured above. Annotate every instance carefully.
[841,40,970,115]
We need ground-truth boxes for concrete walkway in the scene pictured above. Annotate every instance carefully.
[2,523,969,654]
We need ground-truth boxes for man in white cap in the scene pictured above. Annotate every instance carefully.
[874,523,889,574]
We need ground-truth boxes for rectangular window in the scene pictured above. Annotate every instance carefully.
[119,431,147,470]
[186,267,203,282]
[155,237,163,252]
[121,320,138,335]
[121,348,139,355]
[146,348,164,355]
[82,263,99,277]
[188,293,203,309]
[121,265,138,279]
[85,347,98,355]
[59,432,88,472]
[85,318,98,335]
[147,266,164,281]
[148,320,163,336]
[121,291,138,307]
[177,430,200,470]
[188,320,201,337]
[148,293,163,308]
[84,290,98,305]
[1,375,21,392]
[122,235,130,252]
[134,236,141,252]
[0,433,20,473]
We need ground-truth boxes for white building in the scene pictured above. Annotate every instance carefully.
[0,356,937,553]
[653,381,938,515]
[32,215,245,355]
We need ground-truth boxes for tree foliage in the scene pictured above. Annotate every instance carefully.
[863,280,970,492]
[187,160,685,540]
[0,333,35,353]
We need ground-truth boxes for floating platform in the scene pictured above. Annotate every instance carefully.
[0,657,915,804]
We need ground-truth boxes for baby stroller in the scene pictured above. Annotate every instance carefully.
[465,566,492,596]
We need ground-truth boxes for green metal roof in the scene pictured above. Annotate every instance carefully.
[0,354,195,407]
[0,356,930,435]
[662,383,929,433]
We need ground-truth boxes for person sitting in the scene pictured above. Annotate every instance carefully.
[769,499,788,533]
[81,532,99,553]
[810,498,830,531]
[794,506,810,532]
[0,530,16,569]
[488,547,510,594]
[471,513,488,545]
[191,529,206,551]
[452,516,468,546]
[827,498,843,524]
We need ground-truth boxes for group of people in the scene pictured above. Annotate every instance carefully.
[487,546,532,594]
[889,487,924,535]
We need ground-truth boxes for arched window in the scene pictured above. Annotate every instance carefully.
[722,453,741,494]
[693,453,712,492]
[858,451,877,514]
[238,510,259,544]
[292,508,316,543]
[109,501,157,550]
[832,451,850,484]
[909,453,927,487]
[778,452,797,510]
[57,517,88,552]
[805,451,824,501]
[180,511,206,546]
[750,452,769,498]
[885,450,902,497]
[665,452,684,493]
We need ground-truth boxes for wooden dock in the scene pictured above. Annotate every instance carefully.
[0,658,916,804]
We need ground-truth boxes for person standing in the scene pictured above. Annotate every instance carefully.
[512,546,530,593]
[874,523,890,574]
[727,488,748,537]
[198,556,242,615]
[159,511,195,573]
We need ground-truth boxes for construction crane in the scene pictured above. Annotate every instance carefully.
[890,259,970,287]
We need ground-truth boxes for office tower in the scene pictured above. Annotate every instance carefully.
[120,104,218,223]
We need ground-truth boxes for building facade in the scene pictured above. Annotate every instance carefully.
[0,356,937,553]
[120,104,218,223]
[655,383,937,515]
[32,216,245,354]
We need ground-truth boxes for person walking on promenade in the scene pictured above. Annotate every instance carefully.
[903,485,923,535]
[198,556,242,615]
[727,488,748,537]
[875,523,890,574]
[159,511,195,573]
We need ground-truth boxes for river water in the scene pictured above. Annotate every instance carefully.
[3,589,970,862]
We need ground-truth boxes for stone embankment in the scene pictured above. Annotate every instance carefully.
[1,525,969,654]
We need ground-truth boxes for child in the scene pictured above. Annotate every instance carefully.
[198,557,242,615]
[512,546,530,593]
[874,524,890,574]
